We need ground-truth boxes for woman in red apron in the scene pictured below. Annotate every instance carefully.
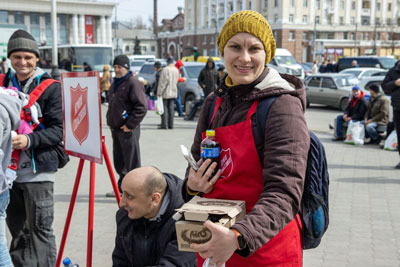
[182,10,310,267]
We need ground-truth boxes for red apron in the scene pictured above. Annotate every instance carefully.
[199,98,302,267]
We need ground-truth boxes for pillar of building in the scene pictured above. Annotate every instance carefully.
[309,0,315,25]
[71,14,78,45]
[322,0,327,25]
[79,14,85,44]
[201,0,205,27]
[106,16,112,45]
[333,0,339,24]
[356,0,362,25]
[242,0,246,10]
[24,13,30,33]
[381,0,387,23]
[345,0,351,24]
[392,0,397,23]
[233,0,237,12]
[8,13,14,24]
[39,14,46,44]
[371,0,376,25]
[100,15,106,44]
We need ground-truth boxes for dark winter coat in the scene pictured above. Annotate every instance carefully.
[182,67,309,256]
[197,58,218,97]
[107,72,147,130]
[345,95,368,121]
[3,71,63,173]
[112,173,196,267]
[382,61,400,110]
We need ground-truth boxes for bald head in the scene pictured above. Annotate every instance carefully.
[123,166,167,197]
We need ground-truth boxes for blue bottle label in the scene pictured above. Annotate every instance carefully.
[201,147,220,158]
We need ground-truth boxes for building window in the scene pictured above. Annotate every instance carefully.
[351,33,355,40]
[0,10,8,23]
[316,0,320,9]
[344,32,348,39]
[264,0,268,9]
[339,16,344,25]
[274,14,278,23]
[387,18,391,25]
[352,1,356,9]
[203,35,207,44]
[14,11,24,24]
[125,45,130,52]
[273,30,277,40]
[375,17,380,25]
[151,46,155,52]
[350,16,355,25]
[289,14,294,23]
[303,32,307,40]
[289,31,295,40]
[59,14,67,44]
[327,16,332,24]
[327,0,332,8]
[45,14,52,45]
[376,3,381,11]
[340,0,344,9]
[328,33,334,39]
[30,12,40,43]
[290,0,294,7]
[388,3,392,11]
[303,0,308,7]
[315,16,320,24]
[274,0,278,7]
[142,46,147,52]
[303,15,307,23]
[398,17,400,26]
[361,32,365,40]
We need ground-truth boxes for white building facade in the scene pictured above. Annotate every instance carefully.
[169,0,400,62]
[0,0,115,46]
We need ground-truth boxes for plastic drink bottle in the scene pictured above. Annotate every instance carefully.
[200,129,220,176]
[62,257,79,267]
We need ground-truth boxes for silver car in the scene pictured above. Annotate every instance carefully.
[304,73,360,111]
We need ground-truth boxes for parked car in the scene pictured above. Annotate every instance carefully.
[301,62,313,76]
[178,62,206,113]
[137,61,167,93]
[339,67,387,80]
[130,60,146,75]
[336,56,397,72]
[268,48,305,79]
[304,73,360,111]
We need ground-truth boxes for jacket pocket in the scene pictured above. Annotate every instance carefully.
[35,199,54,231]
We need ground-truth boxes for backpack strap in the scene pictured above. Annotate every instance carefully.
[207,95,219,128]
[22,79,60,129]
[0,73,5,86]
[255,96,278,163]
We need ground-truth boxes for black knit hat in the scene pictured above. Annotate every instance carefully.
[7,29,40,58]
[113,55,130,70]
[369,84,380,93]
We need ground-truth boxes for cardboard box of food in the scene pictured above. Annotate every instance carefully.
[173,196,246,252]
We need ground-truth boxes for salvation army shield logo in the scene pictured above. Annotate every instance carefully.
[70,83,89,145]
[220,148,233,178]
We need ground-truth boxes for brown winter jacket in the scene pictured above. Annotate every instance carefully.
[106,72,147,130]
[364,94,390,125]
[182,67,310,256]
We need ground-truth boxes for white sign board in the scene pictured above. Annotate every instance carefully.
[61,72,102,164]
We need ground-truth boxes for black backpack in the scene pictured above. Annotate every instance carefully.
[208,95,329,249]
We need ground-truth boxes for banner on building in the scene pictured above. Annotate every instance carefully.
[85,15,94,44]
[61,72,102,163]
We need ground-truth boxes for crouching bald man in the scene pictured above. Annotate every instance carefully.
[112,166,196,267]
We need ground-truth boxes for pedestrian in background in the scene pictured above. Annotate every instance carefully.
[100,64,111,104]
[0,58,7,74]
[364,84,389,145]
[83,62,92,71]
[157,56,179,129]
[332,86,367,141]
[112,166,196,267]
[182,10,309,266]
[174,59,185,117]
[4,29,64,267]
[312,59,319,74]
[0,88,21,267]
[106,55,147,196]
[382,60,400,168]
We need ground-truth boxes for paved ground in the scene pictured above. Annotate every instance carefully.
[43,103,400,266]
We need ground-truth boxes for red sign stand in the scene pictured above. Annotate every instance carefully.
[55,136,120,267]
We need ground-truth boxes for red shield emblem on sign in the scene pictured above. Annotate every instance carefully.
[70,83,89,145]
[220,148,233,178]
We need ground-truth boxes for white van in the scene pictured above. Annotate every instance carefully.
[127,55,156,62]
[269,48,304,79]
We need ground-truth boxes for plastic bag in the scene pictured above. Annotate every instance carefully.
[384,131,398,151]
[344,121,365,145]
[155,96,164,115]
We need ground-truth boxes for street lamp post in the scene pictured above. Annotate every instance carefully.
[313,16,317,62]
[50,0,60,80]
[214,13,218,57]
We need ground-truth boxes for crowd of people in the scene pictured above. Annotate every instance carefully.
[0,8,399,267]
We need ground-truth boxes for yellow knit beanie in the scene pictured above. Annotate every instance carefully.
[217,10,276,64]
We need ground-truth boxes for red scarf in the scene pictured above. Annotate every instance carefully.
[350,90,365,108]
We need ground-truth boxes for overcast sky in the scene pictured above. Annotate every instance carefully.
[111,0,184,25]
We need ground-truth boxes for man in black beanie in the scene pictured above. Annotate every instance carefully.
[106,55,147,197]
[1,29,63,267]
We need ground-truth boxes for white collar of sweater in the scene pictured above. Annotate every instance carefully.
[255,67,295,92]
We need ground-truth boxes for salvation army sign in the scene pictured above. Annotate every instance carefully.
[61,72,102,163]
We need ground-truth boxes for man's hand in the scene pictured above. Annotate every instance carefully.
[120,125,132,133]
[12,134,28,150]
[395,78,400,87]
[187,159,221,194]
[365,119,372,125]
[343,114,348,121]
[190,221,237,267]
